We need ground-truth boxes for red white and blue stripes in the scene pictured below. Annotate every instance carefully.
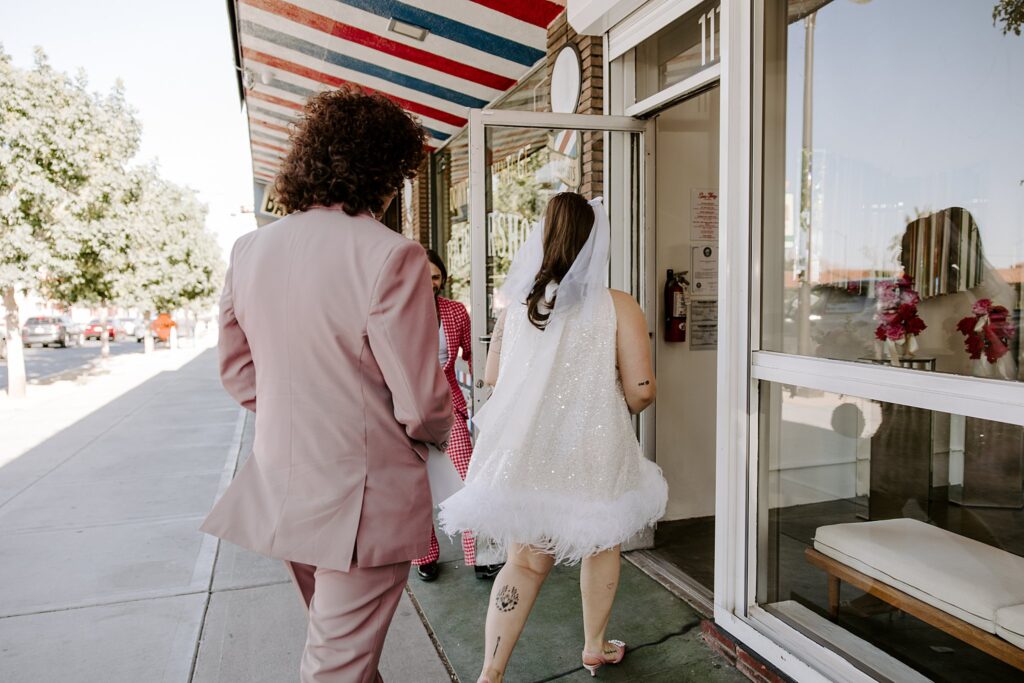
[235,0,565,183]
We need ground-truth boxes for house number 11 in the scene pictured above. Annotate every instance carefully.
[698,5,722,67]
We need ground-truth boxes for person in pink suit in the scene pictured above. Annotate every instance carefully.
[200,87,452,683]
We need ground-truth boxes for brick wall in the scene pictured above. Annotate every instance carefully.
[546,11,603,199]
[701,620,793,683]
[406,157,432,247]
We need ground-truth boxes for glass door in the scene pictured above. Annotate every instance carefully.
[467,110,651,413]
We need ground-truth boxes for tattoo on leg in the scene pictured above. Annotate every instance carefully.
[492,636,501,659]
[637,380,650,386]
[494,585,519,612]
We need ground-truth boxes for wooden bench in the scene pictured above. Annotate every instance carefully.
[806,519,1024,672]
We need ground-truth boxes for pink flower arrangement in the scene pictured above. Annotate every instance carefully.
[956,299,1016,364]
[874,276,927,344]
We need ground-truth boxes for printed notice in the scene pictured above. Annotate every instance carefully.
[691,189,719,242]
[690,299,718,350]
[691,245,718,297]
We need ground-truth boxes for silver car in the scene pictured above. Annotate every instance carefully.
[21,316,81,348]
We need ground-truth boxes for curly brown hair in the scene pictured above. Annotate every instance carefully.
[273,86,427,216]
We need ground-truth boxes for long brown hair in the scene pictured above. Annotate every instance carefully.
[525,193,595,330]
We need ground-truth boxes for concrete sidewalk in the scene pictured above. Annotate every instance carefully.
[0,349,446,682]
[0,348,743,682]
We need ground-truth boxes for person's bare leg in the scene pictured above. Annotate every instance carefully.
[478,544,554,683]
[580,546,621,657]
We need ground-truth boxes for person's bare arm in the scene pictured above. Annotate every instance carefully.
[484,310,506,386]
[611,290,656,414]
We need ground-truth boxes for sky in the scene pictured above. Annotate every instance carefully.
[0,0,258,258]
[783,0,1024,274]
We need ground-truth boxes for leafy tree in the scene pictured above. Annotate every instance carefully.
[0,48,138,395]
[39,79,141,358]
[0,47,222,395]
[116,168,223,349]
[994,0,1024,35]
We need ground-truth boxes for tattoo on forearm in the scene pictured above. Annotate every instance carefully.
[495,585,519,612]
[637,380,650,386]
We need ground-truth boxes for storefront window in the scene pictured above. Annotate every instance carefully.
[483,126,583,333]
[754,2,1024,678]
[636,0,721,101]
[487,64,551,113]
[433,130,470,307]
[761,0,1024,382]
[757,382,1024,680]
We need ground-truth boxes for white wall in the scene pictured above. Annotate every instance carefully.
[655,88,720,520]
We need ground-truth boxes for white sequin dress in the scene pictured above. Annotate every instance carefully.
[439,289,667,564]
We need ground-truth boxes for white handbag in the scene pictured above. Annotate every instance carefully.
[426,445,464,505]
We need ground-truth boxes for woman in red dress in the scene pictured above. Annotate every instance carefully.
[414,250,502,581]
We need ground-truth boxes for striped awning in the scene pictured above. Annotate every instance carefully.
[230,0,566,184]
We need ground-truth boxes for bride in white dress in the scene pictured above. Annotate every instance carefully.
[439,192,667,682]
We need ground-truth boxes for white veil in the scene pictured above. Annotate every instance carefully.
[473,197,610,441]
[493,197,610,318]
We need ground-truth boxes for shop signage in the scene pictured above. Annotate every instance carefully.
[259,185,287,218]
[691,188,719,241]
[691,245,718,297]
[551,46,582,114]
[690,299,718,350]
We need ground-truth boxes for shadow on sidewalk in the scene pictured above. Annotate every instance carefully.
[409,520,745,682]
[0,350,240,683]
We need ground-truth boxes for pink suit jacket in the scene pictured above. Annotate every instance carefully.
[200,207,453,571]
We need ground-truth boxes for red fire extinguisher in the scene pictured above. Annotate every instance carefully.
[664,269,688,342]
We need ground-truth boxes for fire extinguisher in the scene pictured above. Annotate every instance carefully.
[664,269,688,342]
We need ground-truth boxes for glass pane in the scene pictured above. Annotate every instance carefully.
[489,65,551,113]
[434,130,470,307]
[483,126,603,334]
[760,0,1024,382]
[636,0,721,101]
[757,381,1024,680]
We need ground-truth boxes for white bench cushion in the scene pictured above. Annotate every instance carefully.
[996,604,1024,650]
[814,519,1024,634]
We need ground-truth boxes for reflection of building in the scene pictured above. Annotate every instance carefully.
[225,2,1024,681]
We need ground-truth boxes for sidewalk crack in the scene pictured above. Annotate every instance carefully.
[529,618,702,683]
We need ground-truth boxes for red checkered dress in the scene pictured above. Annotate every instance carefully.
[414,297,476,566]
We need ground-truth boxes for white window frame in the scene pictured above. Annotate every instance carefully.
[607,0,705,61]
[728,1,1024,681]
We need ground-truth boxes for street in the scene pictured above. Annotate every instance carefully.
[1,339,147,387]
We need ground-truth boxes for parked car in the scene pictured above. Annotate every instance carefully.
[118,318,141,337]
[134,318,148,342]
[1,328,6,359]
[21,316,81,348]
[84,319,117,341]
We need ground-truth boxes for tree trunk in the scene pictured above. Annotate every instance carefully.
[99,306,110,359]
[3,286,27,398]
[143,311,154,354]
[169,320,179,350]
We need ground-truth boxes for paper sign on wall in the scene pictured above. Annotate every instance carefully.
[691,245,718,297]
[690,299,718,350]
[691,189,719,242]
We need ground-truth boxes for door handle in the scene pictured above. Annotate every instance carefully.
[476,379,484,389]
[478,335,492,345]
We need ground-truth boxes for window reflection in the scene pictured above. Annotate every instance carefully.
[757,382,1024,681]
[763,0,1024,382]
